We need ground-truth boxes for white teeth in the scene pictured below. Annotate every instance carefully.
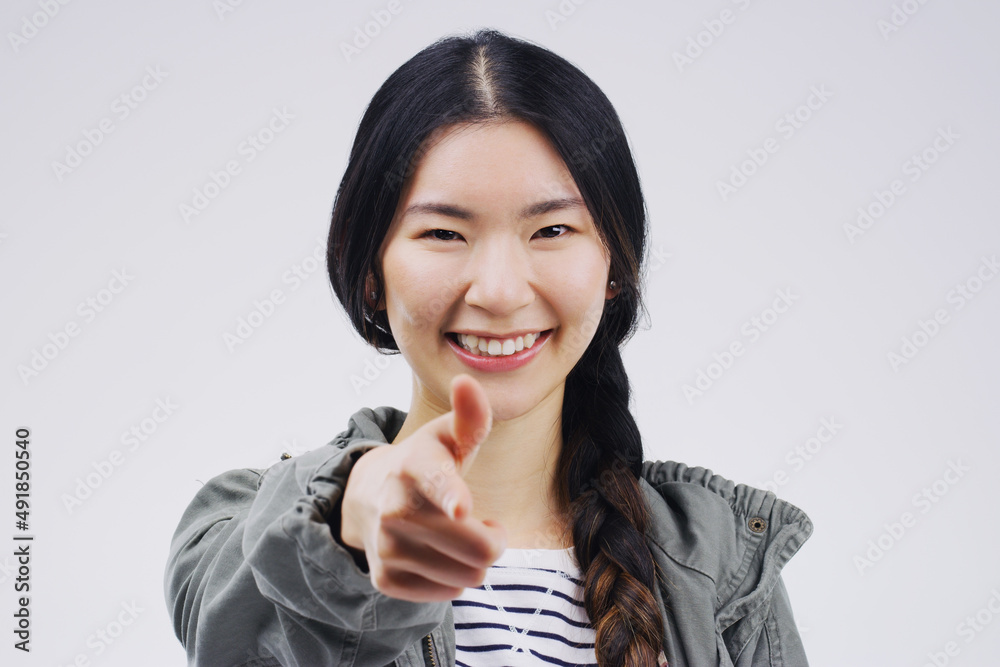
[456,332,543,357]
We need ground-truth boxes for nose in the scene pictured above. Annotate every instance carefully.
[464,237,535,316]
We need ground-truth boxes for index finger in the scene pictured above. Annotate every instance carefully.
[446,373,492,466]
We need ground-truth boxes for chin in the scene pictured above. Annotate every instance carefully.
[490,403,533,422]
[484,386,556,423]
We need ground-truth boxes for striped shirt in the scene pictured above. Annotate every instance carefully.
[451,546,597,667]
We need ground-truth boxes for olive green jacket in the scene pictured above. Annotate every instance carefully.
[164,406,813,666]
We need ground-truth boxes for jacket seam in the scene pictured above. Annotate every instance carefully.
[763,603,779,666]
[715,531,763,612]
[646,535,717,585]
[644,480,738,580]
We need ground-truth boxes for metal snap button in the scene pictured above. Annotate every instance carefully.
[748,517,767,533]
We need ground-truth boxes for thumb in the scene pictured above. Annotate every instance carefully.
[448,373,492,469]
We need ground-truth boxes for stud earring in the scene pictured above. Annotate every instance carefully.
[609,280,618,290]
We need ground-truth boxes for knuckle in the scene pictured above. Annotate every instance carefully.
[389,451,417,484]
[468,545,495,569]
[374,530,401,562]
[467,567,488,588]
[373,566,409,599]
[370,565,391,593]
[401,486,428,513]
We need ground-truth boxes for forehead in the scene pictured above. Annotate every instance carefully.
[399,120,582,204]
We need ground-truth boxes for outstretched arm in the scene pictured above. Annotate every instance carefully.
[163,441,447,667]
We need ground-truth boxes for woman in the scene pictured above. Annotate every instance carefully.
[165,28,813,667]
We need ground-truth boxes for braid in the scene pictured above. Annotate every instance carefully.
[559,337,664,666]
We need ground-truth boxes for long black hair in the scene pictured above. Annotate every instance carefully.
[326,28,663,665]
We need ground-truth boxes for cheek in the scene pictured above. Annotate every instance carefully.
[543,245,609,300]
[382,249,459,338]
[541,248,610,352]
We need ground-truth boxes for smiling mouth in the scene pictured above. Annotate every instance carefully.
[446,330,553,357]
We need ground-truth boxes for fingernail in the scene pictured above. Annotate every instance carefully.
[443,494,458,520]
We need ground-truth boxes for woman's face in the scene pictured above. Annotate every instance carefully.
[378,120,615,421]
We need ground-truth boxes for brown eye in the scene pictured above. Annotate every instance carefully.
[423,229,460,241]
[534,225,570,239]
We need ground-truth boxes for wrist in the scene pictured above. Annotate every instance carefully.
[339,503,364,552]
[340,445,385,552]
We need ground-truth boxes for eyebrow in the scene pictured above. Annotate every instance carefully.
[402,197,586,221]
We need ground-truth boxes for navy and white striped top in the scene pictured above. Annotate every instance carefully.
[451,546,598,667]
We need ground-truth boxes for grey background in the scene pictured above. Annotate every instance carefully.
[2,0,998,664]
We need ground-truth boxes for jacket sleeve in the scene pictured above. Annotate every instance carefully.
[732,575,809,667]
[163,440,448,667]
